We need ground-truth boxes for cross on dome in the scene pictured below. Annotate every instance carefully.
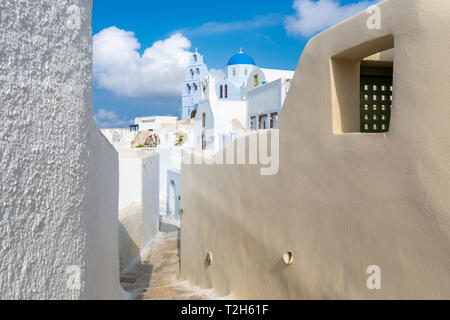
[227,49,256,66]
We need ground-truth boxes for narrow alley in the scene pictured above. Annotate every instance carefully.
[120,227,226,300]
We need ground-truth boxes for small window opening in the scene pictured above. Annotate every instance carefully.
[270,113,278,128]
[331,35,394,134]
[201,132,206,150]
[259,114,267,129]
[250,116,256,130]
[360,66,393,133]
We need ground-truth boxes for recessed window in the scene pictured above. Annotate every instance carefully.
[331,34,394,134]
[219,85,223,98]
[254,74,259,86]
[250,116,256,130]
[201,132,206,150]
[361,67,393,133]
[270,112,278,128]
[258,114,267,129]
[224,85,228,99]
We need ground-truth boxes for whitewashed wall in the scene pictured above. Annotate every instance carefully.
[0,0,124,299]
[247,80,282,120]
[118,152,159,270]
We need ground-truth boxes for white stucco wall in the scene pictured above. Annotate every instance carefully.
[247,80,282,117]
[226,64,256,85]
[0,0,124,299]
[118,151,159,270]
[215,81,241,101]
[212,101,247,152]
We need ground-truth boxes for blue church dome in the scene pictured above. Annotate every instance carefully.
[227,50,256,66]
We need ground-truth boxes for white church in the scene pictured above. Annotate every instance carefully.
[119,48,295,223]
[181,49,294,152]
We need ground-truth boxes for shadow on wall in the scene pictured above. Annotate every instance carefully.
[119,225,182,299]
[119,203,142,271]
[160,220,180,233]
[118,210,154,298]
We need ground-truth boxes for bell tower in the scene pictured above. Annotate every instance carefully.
[180,49,208,120]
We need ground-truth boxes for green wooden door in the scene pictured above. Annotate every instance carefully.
[360,67,393,133]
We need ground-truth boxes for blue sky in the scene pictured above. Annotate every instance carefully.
[93,0,378,128]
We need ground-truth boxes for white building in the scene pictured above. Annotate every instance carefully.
[185,49,294,152]
[134,116,178,132]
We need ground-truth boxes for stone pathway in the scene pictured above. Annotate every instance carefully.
[120,230,225,300]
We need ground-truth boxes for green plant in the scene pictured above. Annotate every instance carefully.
[175,132,186,147]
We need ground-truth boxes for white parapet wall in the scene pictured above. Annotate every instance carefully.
[118,150,160,271]
[0,0,125,299]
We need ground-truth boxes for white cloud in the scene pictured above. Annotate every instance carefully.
[94,109,132,129]
[285,0,376,37]
[209,68,226,81]
[93,27,192,98]
[183,14,283,36]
